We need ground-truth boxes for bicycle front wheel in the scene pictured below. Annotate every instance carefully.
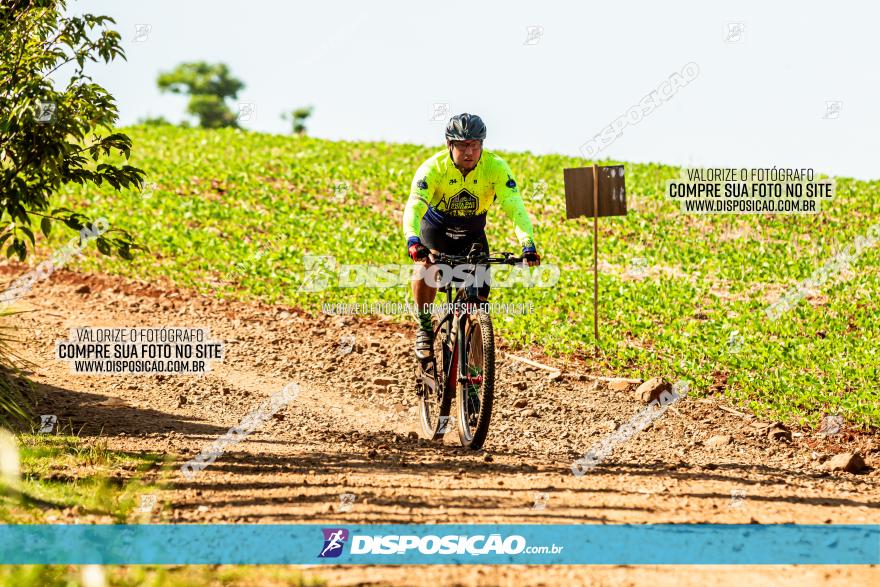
[418,317,453,440]
[457,308,495,450]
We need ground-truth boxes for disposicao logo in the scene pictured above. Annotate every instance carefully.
[318,528,349,558]
[317,530,558,558]
[349,534,528,555]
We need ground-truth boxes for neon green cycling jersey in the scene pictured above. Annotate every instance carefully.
[402,149,536,249]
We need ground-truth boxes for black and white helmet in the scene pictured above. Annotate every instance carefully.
[445,113,486,141]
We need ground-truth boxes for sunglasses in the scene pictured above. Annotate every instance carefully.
[450,140,482,151]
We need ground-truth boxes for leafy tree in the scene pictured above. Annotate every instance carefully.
[136,115,172,127]
[0,0,146,263]
[0,0,145,423]
[282,106,313,135]
[157,62,244,128]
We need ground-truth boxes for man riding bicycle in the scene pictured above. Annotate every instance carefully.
[403,113,541,360]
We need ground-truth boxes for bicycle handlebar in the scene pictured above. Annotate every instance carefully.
[428,251,525,266]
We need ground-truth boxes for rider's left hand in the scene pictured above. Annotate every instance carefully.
[522,245,541,267]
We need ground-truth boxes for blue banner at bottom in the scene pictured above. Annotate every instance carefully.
[0,524,877,565]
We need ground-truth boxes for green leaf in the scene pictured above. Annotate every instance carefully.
[96,237,111,256]
[63,216,85,231]
[19,226,35,247]
[40,217,52,238]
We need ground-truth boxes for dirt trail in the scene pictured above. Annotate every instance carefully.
[4,266,878,586]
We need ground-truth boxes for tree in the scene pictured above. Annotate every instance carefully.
[0,0,145,423]
[157,62,244,129]
[0,0,145,263]
[282,106,313,135]
[136,115,172,127]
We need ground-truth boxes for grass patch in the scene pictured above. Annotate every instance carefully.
[1,432,170,523]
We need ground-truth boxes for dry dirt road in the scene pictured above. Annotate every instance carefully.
[5,265,878,586]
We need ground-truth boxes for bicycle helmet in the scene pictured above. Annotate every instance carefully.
[445,113,487,141]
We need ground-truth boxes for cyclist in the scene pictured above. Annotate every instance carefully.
[403,112,540,360]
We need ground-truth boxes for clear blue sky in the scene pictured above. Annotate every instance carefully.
[69,1,879,179]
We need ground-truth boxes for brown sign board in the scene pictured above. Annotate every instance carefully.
[563,165,627,219]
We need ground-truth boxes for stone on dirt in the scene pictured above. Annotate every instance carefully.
[608,378,640,392]
[372,377,396,387]
[706,434,732,448]
[600,420,617,432]
[824,452,866,474]
[635,377,671,404]
[767,425,792,442]
[513,398,528,409]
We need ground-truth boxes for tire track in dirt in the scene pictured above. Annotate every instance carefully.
[4,266,878,586]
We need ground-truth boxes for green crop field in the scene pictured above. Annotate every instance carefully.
[43,125,880,430]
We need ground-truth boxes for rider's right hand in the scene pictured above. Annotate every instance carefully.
[407,237,430,262]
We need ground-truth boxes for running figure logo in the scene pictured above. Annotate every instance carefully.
[318,528,349,558]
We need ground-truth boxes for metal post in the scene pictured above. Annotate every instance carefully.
[592,163,599,342]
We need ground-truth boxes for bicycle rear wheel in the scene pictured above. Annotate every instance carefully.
[457,308,495,449]
[417,317,453,440]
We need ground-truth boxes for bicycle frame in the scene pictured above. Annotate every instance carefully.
[426,245,523,382]
[434,282,482,394]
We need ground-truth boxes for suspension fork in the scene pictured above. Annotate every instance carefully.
[454,306,472,385]
[455,279,486,385]
[437,310,456,394]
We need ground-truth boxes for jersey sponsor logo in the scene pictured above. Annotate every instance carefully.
[417,178,428,190]
[506,175,518,190]
[440,189,478,216]
[444,226,467,240]
[449,179,458,184]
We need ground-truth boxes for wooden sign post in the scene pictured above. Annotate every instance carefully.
[563,164,627,342]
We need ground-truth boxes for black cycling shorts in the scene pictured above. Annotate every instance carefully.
[420,214,491,299]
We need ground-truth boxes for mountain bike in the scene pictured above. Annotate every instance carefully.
[416,243,525,450]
